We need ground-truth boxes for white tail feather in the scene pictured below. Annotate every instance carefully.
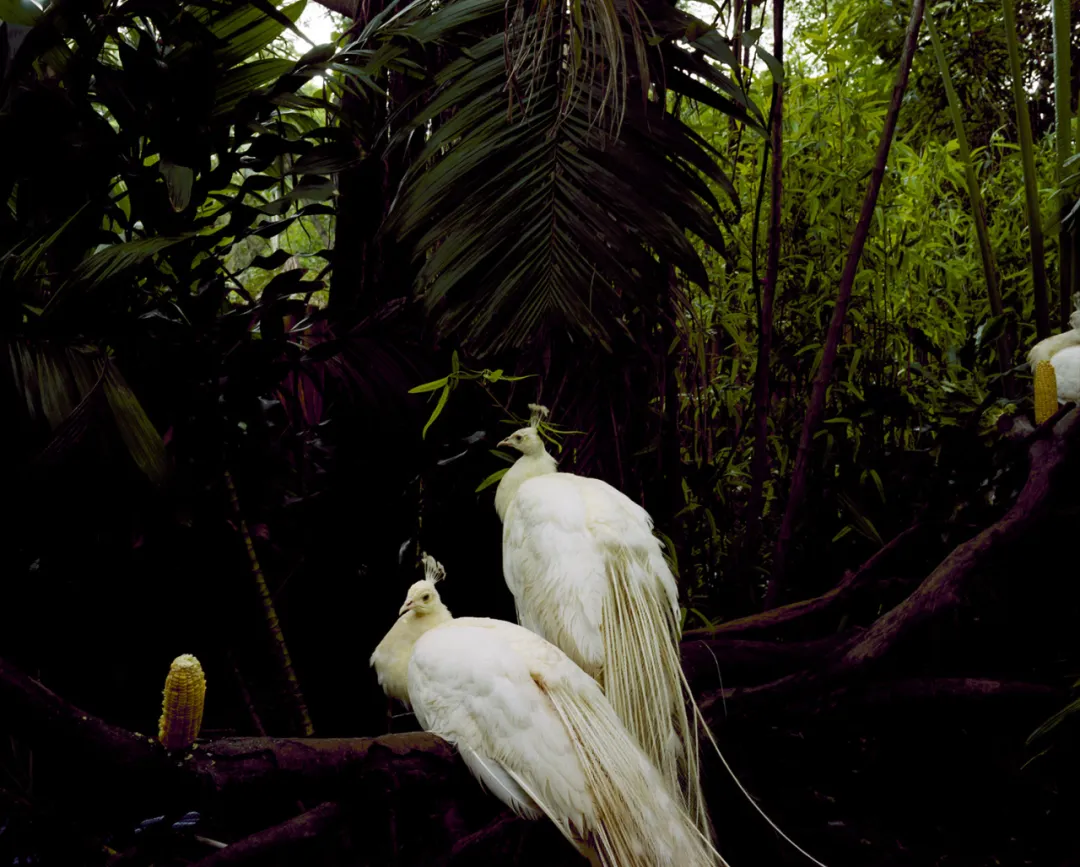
[602,550,712,839]
[602,548,829,866]
[544,673,728,867]
[679,665,831,867]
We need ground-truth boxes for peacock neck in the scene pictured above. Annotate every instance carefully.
[494,451,558,521]
[382,606,453,702]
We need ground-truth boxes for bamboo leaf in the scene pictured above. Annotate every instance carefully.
[409,376,449,393]
[421,384,451,439]
[474,467,509,492]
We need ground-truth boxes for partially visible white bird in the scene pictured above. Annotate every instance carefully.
[369,555,727,867]
[493,405,709,836]
[370,553,447,704]
[1027,305,1080,406]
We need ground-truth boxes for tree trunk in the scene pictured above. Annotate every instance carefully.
[765,0,927,607]
[746,0,785,563]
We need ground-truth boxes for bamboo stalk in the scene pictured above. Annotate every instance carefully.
[1002,0,1051,340]
[224,470,314,737]
[1051,0,1073,331]
[925,13,1012,377]
[765,0,927,607]
[747,0,784,544]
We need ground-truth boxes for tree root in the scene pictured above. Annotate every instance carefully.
[1,413,1076,863]
[189,802,346,867]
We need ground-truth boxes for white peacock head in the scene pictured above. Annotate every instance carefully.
[398,579,443,616]
[498,404,550,455]
[398,552,446,616]
[498,426,546,456]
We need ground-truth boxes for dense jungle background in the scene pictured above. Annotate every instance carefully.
[1,0,1079,863]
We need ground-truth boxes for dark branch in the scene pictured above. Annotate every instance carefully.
[686,521,926,640]
[699,408,1080,715]
[189,802,346,867]
[0,655,459,808]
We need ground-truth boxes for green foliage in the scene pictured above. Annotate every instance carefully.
[378,0,761,355]
[653,0,1068,606]
[0,0,366,480]
[409,353,532,439]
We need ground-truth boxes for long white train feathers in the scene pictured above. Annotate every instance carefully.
[493,408,831,867]
[369,555,726,867]
[494,415,709,836]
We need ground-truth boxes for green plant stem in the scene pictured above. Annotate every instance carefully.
[925,14,1013,379]
[1002,0,1051,340]
[748,0,784,549]
[1051,0,1074,330]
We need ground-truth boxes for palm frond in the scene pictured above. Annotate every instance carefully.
[379,0,755,355]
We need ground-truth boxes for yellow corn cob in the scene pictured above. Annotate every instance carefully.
[1034,360,1058,424]
[158,654,206,750]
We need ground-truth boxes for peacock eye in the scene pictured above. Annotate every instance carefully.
[422,593,431,602]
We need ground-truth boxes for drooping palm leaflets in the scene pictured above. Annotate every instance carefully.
[377,0,761,356]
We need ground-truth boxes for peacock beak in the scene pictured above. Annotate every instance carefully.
[399,600,414,615]
[497,437,513,449]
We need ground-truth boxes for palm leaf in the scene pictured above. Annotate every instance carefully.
[42,235,194,314]
[102,359,169,485]
[379,0,750,355]
[7,340,168,483]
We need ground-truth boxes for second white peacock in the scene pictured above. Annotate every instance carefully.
[1027,303,1080,407]
[369,554,727,867]
[493,404,709,837]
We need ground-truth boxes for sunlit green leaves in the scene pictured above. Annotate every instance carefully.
[409,352,532,438]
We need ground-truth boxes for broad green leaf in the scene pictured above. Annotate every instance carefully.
[757,47,785,84]
[160,160,195,212]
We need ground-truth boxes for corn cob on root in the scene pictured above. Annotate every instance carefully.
[1034,360,1058,424]
[158,654,206,750]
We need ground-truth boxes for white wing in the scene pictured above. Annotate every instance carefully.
[1051,345,1080,404]
[407,618,595,836]
[1028,328,1080,367]
[502,473,678,674]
